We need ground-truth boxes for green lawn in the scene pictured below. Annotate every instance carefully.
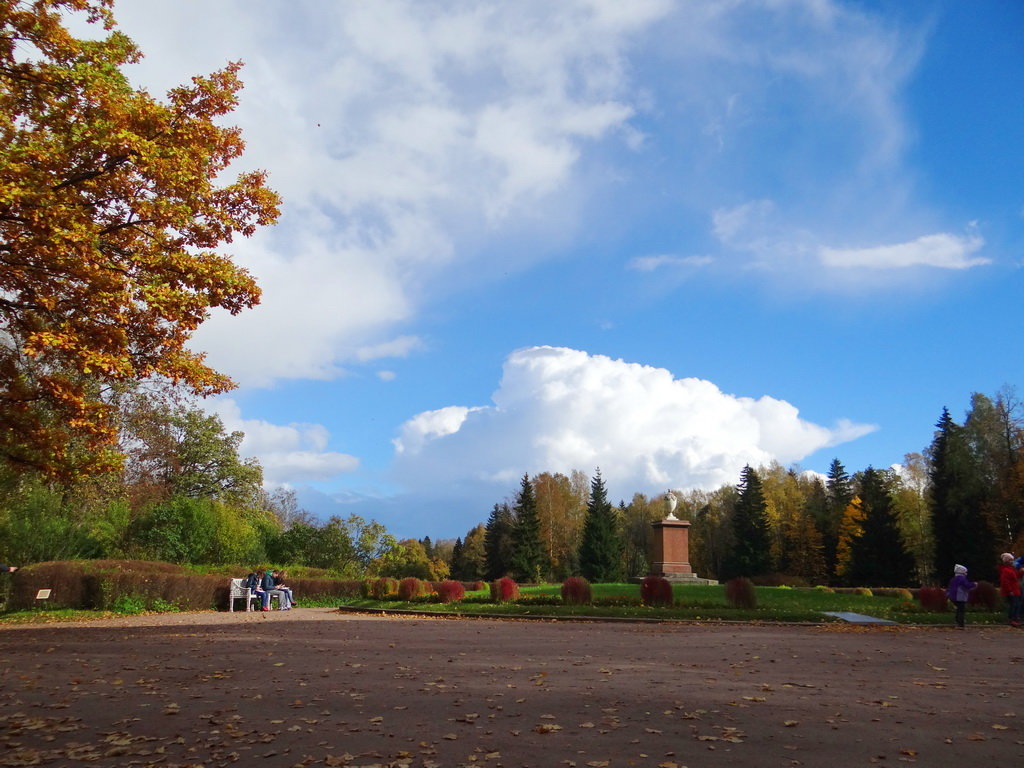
[337,583,1009,626]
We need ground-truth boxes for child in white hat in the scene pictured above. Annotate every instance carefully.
[946,564,976,629]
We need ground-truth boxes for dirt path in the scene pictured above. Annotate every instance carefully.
[1,610,1021,767]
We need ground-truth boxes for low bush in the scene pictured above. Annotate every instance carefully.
[853,587,873,597]
[398,577,429,601]
[516,595,563,606]
[725,577,757,609]
[917,586,948,612]
[752,573,810,588]
[363,577,399,600]
[640,576,673,607]
[435,581,465,603]
[561,577,592,605]
[872,588,912,599]
[463,581,486,592]
[968,581,999,611]
[490,577,519,603]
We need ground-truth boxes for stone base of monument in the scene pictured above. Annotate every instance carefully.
[630,573,718,585]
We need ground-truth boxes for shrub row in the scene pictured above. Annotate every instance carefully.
[7,560,367,611]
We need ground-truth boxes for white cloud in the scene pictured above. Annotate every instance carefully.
[107,0,667,388]
[820,233,989,270]
[627,254,713,272]
[394,346,875,499]
[210,399,360,484]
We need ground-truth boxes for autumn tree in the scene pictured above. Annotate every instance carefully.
[890,452,934,583]
[454,523,487,581]
[834,496,865,583]
[0,0,280,476]
[532,471,586,580]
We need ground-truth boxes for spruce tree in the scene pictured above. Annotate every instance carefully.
[510,474,545,582]
[483,503,515,580]
[847,467,913,587]
[578,469,622,582]
[929,408,996,580]
[450,537,465,580]
[823,458,853,576]
[722,465,772,579]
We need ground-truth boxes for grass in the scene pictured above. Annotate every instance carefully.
[336,583,1010,626]
[0,583,1010,626]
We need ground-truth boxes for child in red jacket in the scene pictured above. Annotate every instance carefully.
[997,553,1022,627]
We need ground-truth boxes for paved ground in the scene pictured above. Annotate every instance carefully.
[0,609,1021,768]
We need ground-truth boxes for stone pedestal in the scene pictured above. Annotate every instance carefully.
[647,518,715,584]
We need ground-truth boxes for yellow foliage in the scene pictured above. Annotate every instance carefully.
[0,1,280,476]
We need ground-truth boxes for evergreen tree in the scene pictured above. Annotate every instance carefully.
[578,469,622,582]
[822,458,853,575]
[929,407,996,580]
[847,467,913,587]
[721,465,772,579]
[509,474,545,582]
[449,537,465,580]
[483,503,515,580]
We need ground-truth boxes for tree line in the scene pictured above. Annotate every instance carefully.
[446,390,1024,587]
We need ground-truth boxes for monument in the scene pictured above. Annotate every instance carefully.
[648,491,714,584]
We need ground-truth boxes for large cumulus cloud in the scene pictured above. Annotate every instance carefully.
[394,346,875,498]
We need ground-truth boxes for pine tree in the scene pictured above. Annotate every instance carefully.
[484,503,515,580]
[722,465,772,579]
[509,474,545,582]
[847,467,913,587]
[578,469,623,582]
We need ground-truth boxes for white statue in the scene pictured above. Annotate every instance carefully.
[663,490,678,520]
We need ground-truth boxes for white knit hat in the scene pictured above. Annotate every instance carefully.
[954,564,967,574]
[1001,552,1014,563]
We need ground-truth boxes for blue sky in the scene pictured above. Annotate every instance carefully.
[106,0,1022,539]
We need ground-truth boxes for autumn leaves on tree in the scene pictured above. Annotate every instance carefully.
[0,0,279,476]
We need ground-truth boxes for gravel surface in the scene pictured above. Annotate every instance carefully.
[1,609,1021,767]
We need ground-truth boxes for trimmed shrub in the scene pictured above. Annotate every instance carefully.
[968,581,999,611]
[853,587,873,597]
[463,581,486,592]
[490,577,519,603]
[872,588,913,599]
[752,573,810,588]
[725,577,757,609]
[917,586,948,612]
[364,577,399,600]
[640,576,673,607]
[561,577,592,605]
[398,577,428,601]
[436,580,466,603]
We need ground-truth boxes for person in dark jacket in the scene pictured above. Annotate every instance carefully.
[946,564,976,629]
